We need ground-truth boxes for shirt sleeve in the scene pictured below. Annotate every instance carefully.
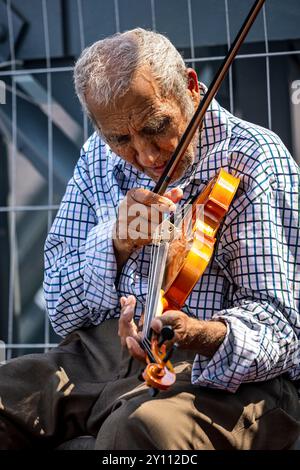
[44,149,119,337]
[191,176,300,392]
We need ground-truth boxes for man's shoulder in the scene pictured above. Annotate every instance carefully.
[227,114,299,192]
[229,114,286,153]
[80,132,124,173]
[82,132,106,159]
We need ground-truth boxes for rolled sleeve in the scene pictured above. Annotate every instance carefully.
[191,315,258,392]
[191,299,299,392]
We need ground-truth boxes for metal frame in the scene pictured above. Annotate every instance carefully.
[1,0,299,357]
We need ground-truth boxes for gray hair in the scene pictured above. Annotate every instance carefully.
[74,28,190,118]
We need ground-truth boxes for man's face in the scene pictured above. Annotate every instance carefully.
[87,68,200,182]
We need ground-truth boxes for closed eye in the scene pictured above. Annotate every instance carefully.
[142,117,171,136]
[107,134,130,146]
[106,116,171,145]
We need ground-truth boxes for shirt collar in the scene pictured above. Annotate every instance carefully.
[110,82,232,188]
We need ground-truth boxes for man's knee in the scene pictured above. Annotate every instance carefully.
[95,398,156,450]
[95,395,212,450]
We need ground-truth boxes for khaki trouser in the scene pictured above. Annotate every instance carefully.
[0,319,299,450]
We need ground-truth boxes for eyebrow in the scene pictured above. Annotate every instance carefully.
[106,115,172,143]
[141,116,171,134]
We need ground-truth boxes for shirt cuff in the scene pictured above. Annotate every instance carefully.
[191,314,260,392]
[84,219,119,310]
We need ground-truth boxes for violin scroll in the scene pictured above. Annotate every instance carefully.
[142,332,177,392]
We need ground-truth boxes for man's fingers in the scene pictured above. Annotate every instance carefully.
[138,313,144,330]
[120,305,135,322]
[126,336,146,363]
[151,318,163,335]
[130,188,176,212]
[120,295,136,316]
[118,295,138,341]
[164,187,183,204]
[117,187,181,252]
[122,294,135,303]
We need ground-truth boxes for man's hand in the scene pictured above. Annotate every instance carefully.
[151,310,227,358]
[118,295,146,362]
[113,187,183,272]
[119,296,227,362]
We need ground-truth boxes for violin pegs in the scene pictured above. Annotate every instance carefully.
[158,325,174,347]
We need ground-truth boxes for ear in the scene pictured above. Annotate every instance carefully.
[187,68,199,93]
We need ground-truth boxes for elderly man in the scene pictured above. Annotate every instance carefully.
[0,28,299,450]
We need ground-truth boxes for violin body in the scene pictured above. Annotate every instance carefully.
[164,168,240,311]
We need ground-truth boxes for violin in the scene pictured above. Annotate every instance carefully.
[140,169,239,393]
[139,0,266,395]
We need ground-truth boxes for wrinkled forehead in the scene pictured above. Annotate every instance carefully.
[86,69,178,133]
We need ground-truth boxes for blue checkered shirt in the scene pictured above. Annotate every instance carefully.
[44,85,300,392]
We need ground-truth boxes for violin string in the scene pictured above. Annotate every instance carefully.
[145,239,161,335]
[142,337,163,365]
[142,336,170,367]
[145,242,157,334]
[142,219,171,361]
[143,238,159,337]
[146,240,169,342]
[142,243,153,336]
[141,334,156,362]
[144,227,161,333]
[143,224,165,339]
[141,337,153,356]
[146,244,159,335]
[148,236,165,329]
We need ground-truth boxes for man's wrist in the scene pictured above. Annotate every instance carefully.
[186,317,227,358]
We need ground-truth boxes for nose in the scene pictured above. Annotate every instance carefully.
[133,136,160,168]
